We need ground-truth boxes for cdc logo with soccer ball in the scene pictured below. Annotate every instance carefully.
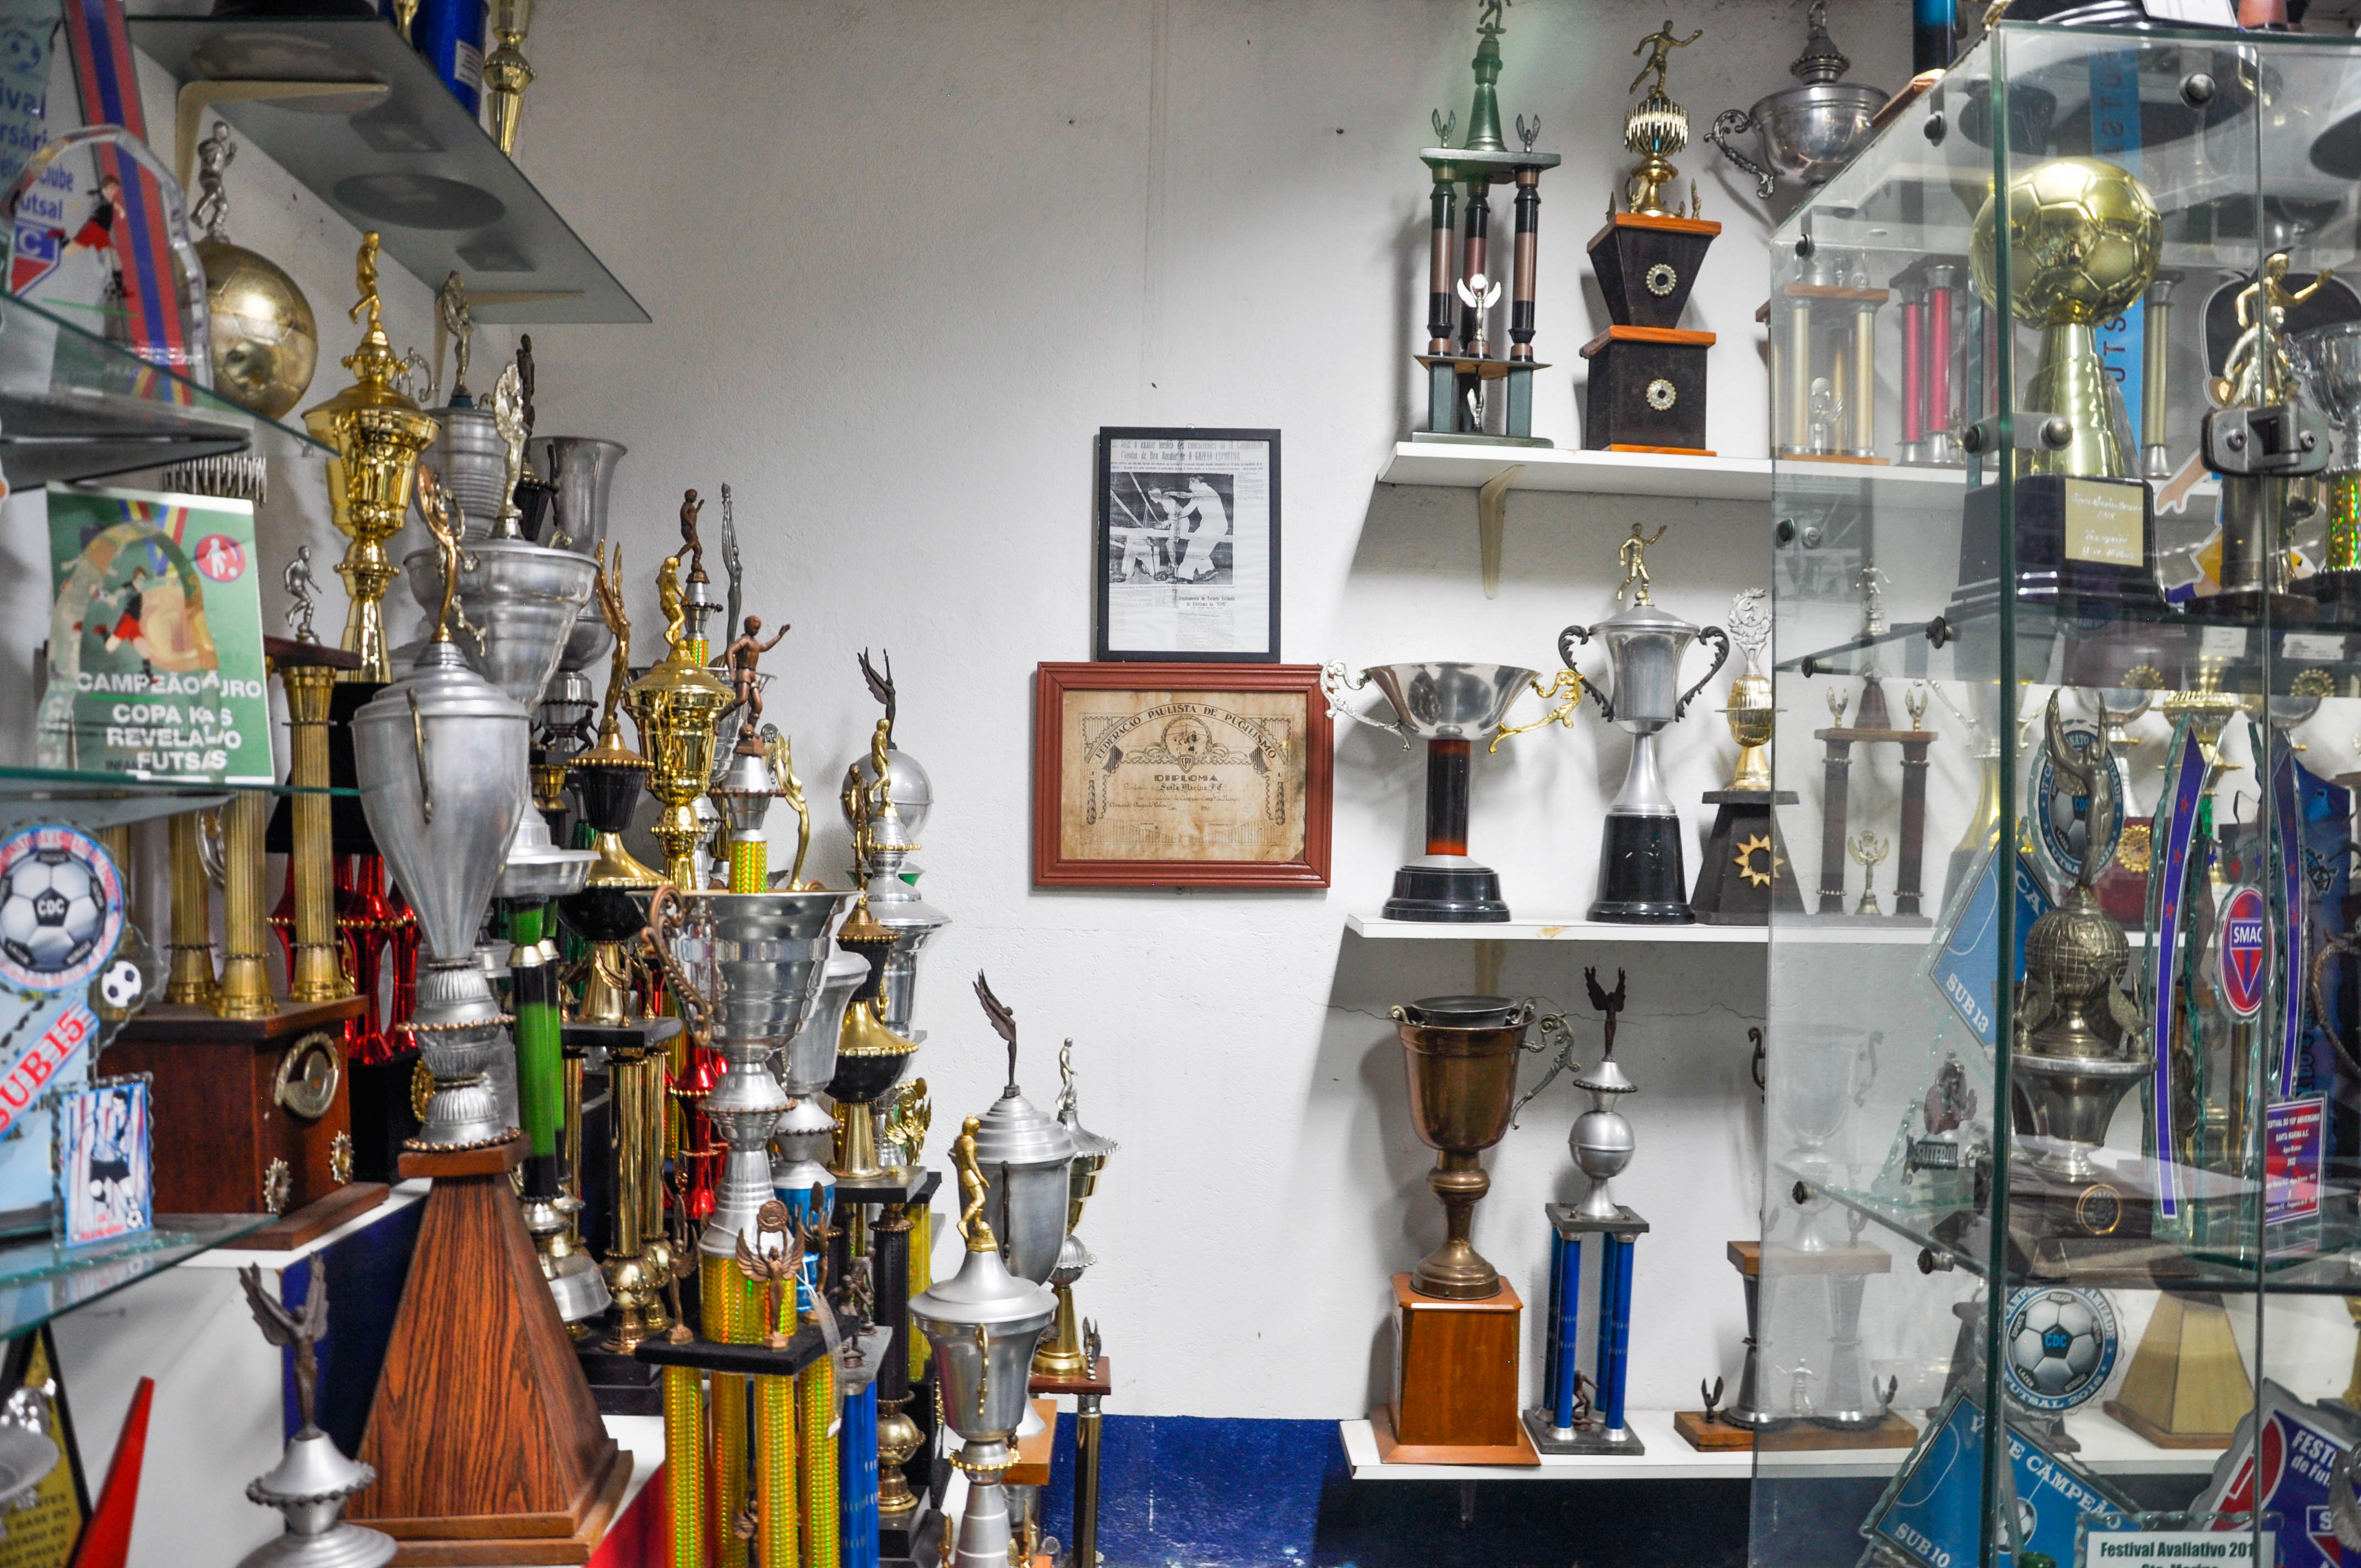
[2002,1286,2119,1413]
[0,826,124,993]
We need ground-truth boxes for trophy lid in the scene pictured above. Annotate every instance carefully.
[909,1227,1057,1331]
[252,1428,375,1510]
[971,1084,1076,1173]
[1396,994,1528,1029]
[301,232,430,428]
[1787,1,1853,86]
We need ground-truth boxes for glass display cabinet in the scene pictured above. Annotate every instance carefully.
[1756,21,2361,1568]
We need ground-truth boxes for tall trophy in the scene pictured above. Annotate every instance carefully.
[1690,589,1802,923]
[841,650,950,1033]
[627,553,733,889]
[909,1118,1059,1568]
[969,977,1078,1289]
[1952,158,2164,623]
[1583,20,1718,454]
[1560,525,1729,923]
[2298,319,2361,615]
[1410,0,1562,446]
[1513,971,1648,1456]
[302,233,439,683]
[1035,1039,1117,1378]
[1379,995,1536,1463]
[1320,661,1580,921]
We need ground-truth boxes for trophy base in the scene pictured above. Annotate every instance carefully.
[1581,328,1713,453]
[1689,789,1805,925]
[1384,861,1510,923]
[1590,813,1692,924]
[1949,476,2167,625]
[1522,1407,1646,1456]
[2301,568,2361,615]
[574,1341,663,1416]
[1386,1275,1535,1463]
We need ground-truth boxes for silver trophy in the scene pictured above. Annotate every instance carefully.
[660,886,858,1260]
[354,486,527,1148]
[235,1262,395,1568]
[910,1119,1059,1568]
[773,948,869,1204]
[970,977,1078,1287]
[527,435,626,554]
[842,650,950,1034]
[1560,525,1729,923]
[1705,2,1887,198]
[1321,660,1579,921]
[1036,1039,1117,1378]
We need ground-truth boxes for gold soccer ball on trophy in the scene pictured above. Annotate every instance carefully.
[198,237,319,420]
[1969,156,2161,328]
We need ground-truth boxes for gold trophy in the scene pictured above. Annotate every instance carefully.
[301,232,440,683]
[1622,20,1705,219]
[625,554,732,889]
[483,0,537,156]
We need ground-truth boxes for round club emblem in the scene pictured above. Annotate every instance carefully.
[2001,1285,2118,1413]
[0,826,124,993]
[1645,377,1678,411]
[1644,261,1679,297]
[2032,716,2123,884]
[2218,885,2269,1018]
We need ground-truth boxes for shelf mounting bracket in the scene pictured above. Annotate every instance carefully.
[176,80,394,193]
[1476,463,1525,600]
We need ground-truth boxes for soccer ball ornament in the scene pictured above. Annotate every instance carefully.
[1970,157,2162,327]
[0,827,124,993]
[199,238,319,421]
[2001,1285,2119,1413]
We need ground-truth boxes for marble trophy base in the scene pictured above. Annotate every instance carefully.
[1590,813,1691,924]
[1384,856,1510,923]
[1948,475,2166,624]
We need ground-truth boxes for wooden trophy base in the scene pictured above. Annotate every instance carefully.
[1381,1274,1538,1466]
[1672,1410,1919,1452]
[351,1137,624,1565]
[241,1180,391,1251]
[108,995,372,1218]
[1007,1399,1060,1489]
[2101,1292,2249,1450]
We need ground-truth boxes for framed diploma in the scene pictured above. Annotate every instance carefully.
[1032,662,1331,888]
[1094,427,1280,662]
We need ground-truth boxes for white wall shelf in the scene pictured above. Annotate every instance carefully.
[1339,1406,2218,1482]
[1346,914,1935,945]
[1378,443,1775,502]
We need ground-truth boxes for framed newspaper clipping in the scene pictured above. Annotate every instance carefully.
[1033,662,1331,888]
[1094,427,1280,662]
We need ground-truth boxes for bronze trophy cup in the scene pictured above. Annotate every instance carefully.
[1393,996,1531,1299]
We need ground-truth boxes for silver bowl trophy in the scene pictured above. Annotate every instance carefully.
[235,1262,396,1568]
[775,948,870,1236]
[1706,2,1887,198]
[527,435,627,555]
[1320,661,1580,921]
[969,977,1076,1444]
[1513,971,1650,1457]
[354,480,526,1152]
[842,650,950,1033]
[1560,525,1729,923]
[909,1117,1059,1568]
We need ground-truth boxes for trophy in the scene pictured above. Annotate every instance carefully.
[189,121,317,423]
[1513,972,1648,1456]
[1582,20,1718,454]
[627,553,733,889]
[1382,995,1536,1461]
[1691,589,1802,923]
[841,650,950,1033]
[2298,318,2361,614]
[484,0,537,155]
[1560,525,1729,922]
[1704,3,1887,197]
[908,1118,1058,1568]
[1320,661,1580,921]
[969,977,1078,1289]
[1952,158,2164,622]
[234,1262,396,1568]
[1812,574,1937,922]
[528,437,627,555]
[352,475,525,1151]
[2011,693,2149,1230]
[302,232,439,683]
[828,900,922,1181]
[1410,0,1561,446]
[1035,1038,1117,1379]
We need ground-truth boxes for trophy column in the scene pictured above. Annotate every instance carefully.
[1525,1204,1650,1456]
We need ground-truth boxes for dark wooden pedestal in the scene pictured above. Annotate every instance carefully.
[1378,1273,1537,1465]
[350,1137,625,1565]
[107,995,371,1217]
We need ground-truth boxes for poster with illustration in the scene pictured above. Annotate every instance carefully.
[51,1075,149,1249]
[39,485,271,784]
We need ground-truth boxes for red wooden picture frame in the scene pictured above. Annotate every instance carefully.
[1032,662,1332,889]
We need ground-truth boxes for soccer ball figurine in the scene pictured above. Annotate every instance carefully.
[2003,1286,2118,1413]
[96,959,144,1011]
[0,847,107,979]
[1970,156,2162,329]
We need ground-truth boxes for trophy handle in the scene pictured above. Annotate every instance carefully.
[1558,626,1616,724]
[405,689,435,825]
[1704,108,1776,200]
[1487,670,1585,754]
[1675,625,1732,722]
[1319,661,1411,749]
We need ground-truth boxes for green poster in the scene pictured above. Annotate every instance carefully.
[37,484,273,785]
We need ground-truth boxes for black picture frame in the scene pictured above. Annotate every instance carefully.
[1094,426,1281,663]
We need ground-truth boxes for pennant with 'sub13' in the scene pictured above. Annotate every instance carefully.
[36,485,271,785]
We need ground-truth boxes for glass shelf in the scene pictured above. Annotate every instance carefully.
[0,1214,274,1343]
[0,287,327,486]
[128,10,648,325]
[0,767,355,832]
